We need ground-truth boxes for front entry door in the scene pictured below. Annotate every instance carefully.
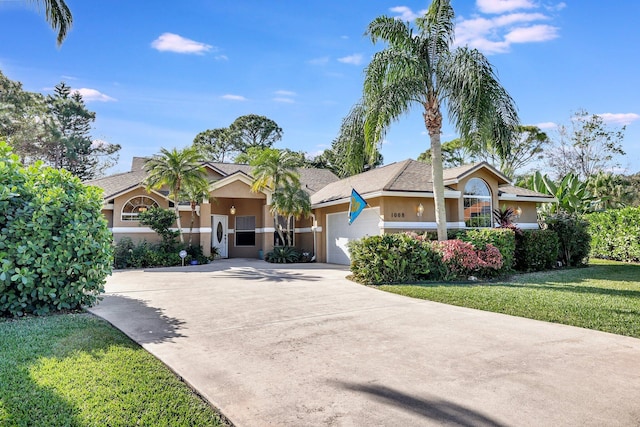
[212,215,228,258]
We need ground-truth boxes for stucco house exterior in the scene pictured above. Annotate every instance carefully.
[87,157,555,265]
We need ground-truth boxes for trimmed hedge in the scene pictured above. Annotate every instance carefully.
[545,212,590,267]
[460,228,515,272]
[514,229,559,272]
[349,234,445,285]
[0,143,113,316]
[587,208,640,262]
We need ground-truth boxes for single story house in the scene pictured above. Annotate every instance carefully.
[87,158,555,265]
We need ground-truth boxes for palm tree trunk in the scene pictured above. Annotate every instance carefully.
[424,102,447,241]
[430,133,448,241]
[175,205,184,244]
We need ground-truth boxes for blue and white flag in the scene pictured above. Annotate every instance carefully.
[348,189,367,225]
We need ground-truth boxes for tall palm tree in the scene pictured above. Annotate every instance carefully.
[271,182,311,246]
[29,0,73,45]
[247,147,304,246]
[345,0,518,240]
[144,147,207,244]
[182,179,212,247]
[246,147,300,192]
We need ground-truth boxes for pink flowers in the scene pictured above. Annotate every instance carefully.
[434,239,503,279]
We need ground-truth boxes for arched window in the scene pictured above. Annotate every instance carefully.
[121,196,159,221]
[463,178,492,228]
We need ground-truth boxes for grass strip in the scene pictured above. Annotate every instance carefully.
[379,259,640,338]
[0,313,229,426]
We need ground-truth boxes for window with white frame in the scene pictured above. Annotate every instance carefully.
[235,215,256,246]
[463,178,492,228]
[121,196,159,221]
[274,215,294,246]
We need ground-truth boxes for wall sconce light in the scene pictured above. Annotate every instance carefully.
[514,206,522,218]
[417,203,424,217]
[195,205,201,217]
[229,205,236,215]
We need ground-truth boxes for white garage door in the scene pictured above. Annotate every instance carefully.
[326,207,380,265]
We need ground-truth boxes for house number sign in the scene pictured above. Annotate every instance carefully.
[391,212,405,218]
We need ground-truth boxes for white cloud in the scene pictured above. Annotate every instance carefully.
[504,24,559,43]
[275,90,296,97]
[389,6,428,21]
[598,113,640,126]
[91,139,110,149]
[273,97,295,104]
[455,9,560,54]
[308,56,330,66]
[221,94,246,101]
[535,122,558,129]
[151,33,213,55]
[73,88,116,102]
[338,53,364,65]
[477,0,536,14]
[215,55,228,61]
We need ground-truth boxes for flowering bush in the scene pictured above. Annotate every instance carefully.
[435,240,503,279]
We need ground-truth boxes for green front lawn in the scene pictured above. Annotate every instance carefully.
[379,259,640,338]
[0,314,228,426]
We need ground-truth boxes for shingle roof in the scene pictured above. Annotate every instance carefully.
[498,185,554,199]
[310,160,434,205]
[86,159,340,200]
[310,159,551,205]
[85,170,148,200]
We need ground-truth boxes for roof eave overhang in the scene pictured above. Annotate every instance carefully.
[210,172,273,203]
[312,189,462,209]
[498,194,558,203]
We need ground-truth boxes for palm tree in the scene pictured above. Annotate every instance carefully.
[144,147,207,244]
[182,179,212,247]
[271,182,311,246]
[247,147,305,245]
[29,0,73,45]
[344,0,518,240]
[245,147,300,192]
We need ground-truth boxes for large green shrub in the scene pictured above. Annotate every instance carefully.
[349,234,445,285]
[0,143,112,316]
[544,212,590,267]
[514,229,559,272]
[587,208,640,262]
[460,228,515,272]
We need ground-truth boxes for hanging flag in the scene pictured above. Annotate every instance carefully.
[348,189,367,225]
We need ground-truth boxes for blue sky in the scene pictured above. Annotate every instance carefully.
[1,0,639,175]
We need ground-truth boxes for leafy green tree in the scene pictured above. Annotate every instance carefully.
[228,114,283,153]
[547,109,626,180]
[271,182,311,246]
[586,172,634,210]
[313,111,383,177]
[26,0,73,45]
[192,127,238,162]
[1,74,119,178]
[144,147,208,244]
[342,0,518,240]
[475,125,550,179]
[417,138,476,168]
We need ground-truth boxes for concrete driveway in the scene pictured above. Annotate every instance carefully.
[88,259,640,426]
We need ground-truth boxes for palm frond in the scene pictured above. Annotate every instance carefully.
[29,0,73,45]
[441,47,519,157]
